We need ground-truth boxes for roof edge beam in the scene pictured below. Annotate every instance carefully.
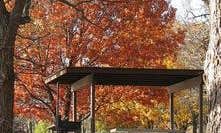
[71,74,93,92]
[45,69,67,84]
[168,75,203,93]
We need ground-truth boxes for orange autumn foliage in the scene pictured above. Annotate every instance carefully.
[14,0,184,127]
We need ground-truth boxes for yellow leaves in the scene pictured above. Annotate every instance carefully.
[162,56,177,69]
[32,19,45,31]
[173,89,204,129]
[97,97,170,129]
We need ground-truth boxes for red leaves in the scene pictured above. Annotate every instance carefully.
[14,0,184,123]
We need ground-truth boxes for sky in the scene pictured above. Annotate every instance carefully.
[170,0,208,22]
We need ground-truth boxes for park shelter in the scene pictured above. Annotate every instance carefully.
[45,67,204,133]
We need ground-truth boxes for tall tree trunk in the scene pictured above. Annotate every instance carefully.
[204,0,221,132]
[0,1,26,132]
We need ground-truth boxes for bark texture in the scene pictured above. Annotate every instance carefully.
[204,0,221,132]
[0,1,26,132]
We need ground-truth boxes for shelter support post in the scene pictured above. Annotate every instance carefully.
[56,82,60,116]
[199,82,203,133]
[73,91,77,121]
[56,82,60,132]
[90,78,95,133]
[169,92,174,130]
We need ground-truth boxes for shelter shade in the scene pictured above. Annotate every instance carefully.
[45,67,203,88]
[168,75,203,93]
[45,67,204,133]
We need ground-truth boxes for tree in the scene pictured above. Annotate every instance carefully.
[177,22,209,69]
[204,0,221,132]
[0,0,31,132]
[0,0,184,131]
[14,0,184,124]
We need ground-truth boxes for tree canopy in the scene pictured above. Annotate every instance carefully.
[0,0,197,132]
[14,0,184,124]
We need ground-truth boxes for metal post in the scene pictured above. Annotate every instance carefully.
[56,82,60,132]
[90,80,95,133]
[73,91,77,121]
[56,82,60,116]
[169,92,174,130]
[199,82,203,133]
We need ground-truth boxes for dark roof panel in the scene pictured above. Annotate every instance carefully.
[45,67,203,86]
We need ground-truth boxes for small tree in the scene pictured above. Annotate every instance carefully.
[34,121,49,133]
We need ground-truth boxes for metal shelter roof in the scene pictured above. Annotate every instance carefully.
[45,67,203,86]
[45,67,204,133]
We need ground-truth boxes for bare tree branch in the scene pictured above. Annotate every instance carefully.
[57,0,103,29]
[16,77,56,117]
[192,13,210,19]
[17,33,50,41]
[57,0,93,10]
